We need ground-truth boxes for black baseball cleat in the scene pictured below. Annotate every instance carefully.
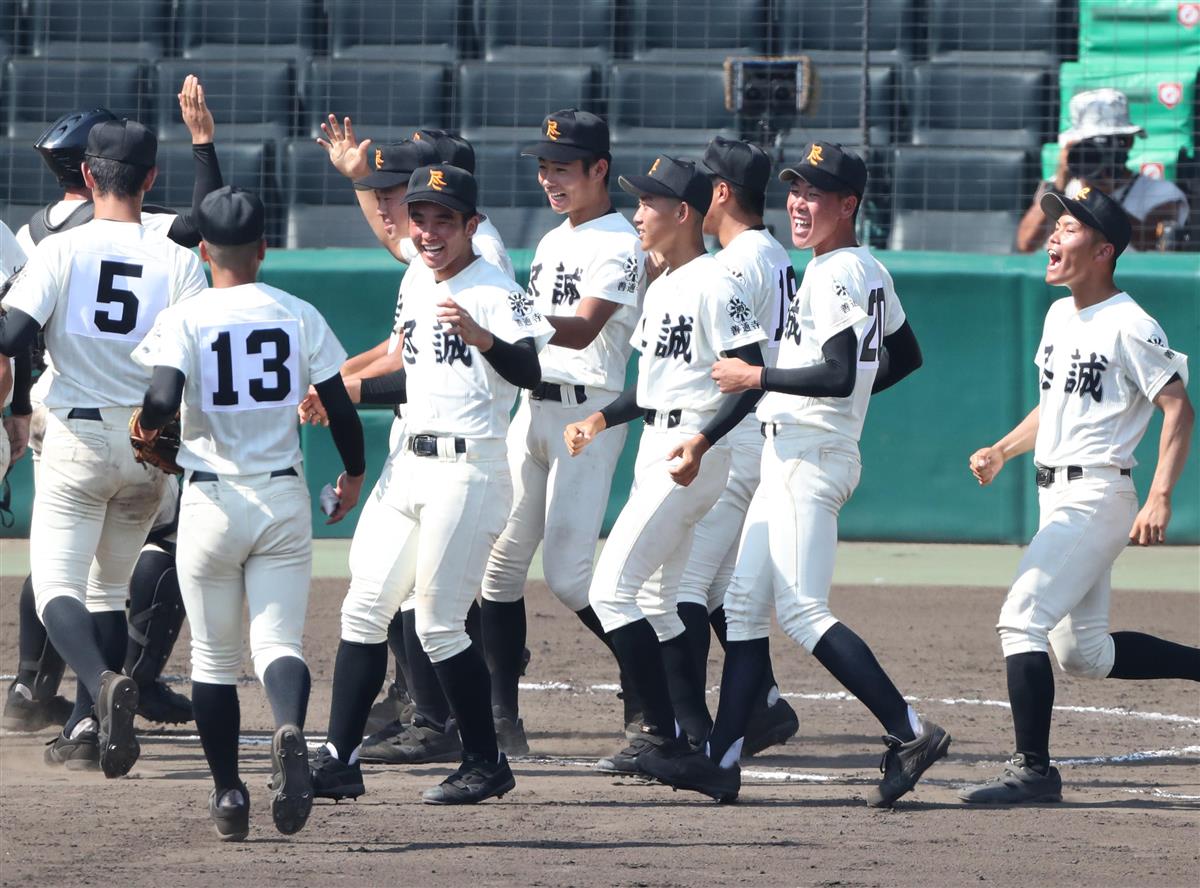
[743,697,800,758]
[43,719,101,770]
[95,671,140,778]
[310,745,365,801]
[365,681,415,736]
[493,706,529,757]
[135,680,193,725]
[3,681,74,733]
[640,744,741,803]
[958,754,1064,805]
[270,725,313,835]
[866,720,952,808]
[595,728,677,775]
[421,752,516,805]
[209,784,250,842]
[359,716,462,765]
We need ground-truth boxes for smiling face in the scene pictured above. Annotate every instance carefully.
[374,184,409,238]
[536,156,606,215]
[785,178,856,251]
[1045,213,1112,286]
[631,193,683,252]
[407,201,478,277]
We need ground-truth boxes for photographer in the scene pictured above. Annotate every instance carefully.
[1017,88,1190,253]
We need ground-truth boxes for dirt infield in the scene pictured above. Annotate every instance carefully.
[1,576,1197,888]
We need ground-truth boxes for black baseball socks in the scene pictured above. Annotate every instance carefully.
[325,639,388,761]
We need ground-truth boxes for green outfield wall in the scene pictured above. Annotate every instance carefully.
[2,250,1197,545]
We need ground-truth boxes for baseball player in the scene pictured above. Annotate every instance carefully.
[310,163,553,805]
[960,187,1197,804]
[564,155,767,772]
[0,119,208,779]
[480,108,646,756]
[1,220,28,483]
[3,77,222,734]
[131,185,364,840]
[641,142,945,807]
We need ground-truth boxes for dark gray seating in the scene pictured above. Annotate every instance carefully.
[4,58,146,138]
[459,61,600,144]
[304,60,452,139]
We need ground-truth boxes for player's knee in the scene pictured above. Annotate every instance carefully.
[480,577,524,605]
[542,554,590,610]
[779,600,837,653]
[252,645,305,682]
[191,646,241,685]
[647,611,684,643]
[339,599,389,645]
[675,584,708,610]
[1049,629,1113,679]
[416,624,471,664]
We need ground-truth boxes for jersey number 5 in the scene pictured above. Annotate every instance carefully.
[94,260,141,334]
[859,287,885,365]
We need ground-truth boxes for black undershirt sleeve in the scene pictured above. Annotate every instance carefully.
[314,374,367,477]
[10,349,32,415]
[599,382,642,428]
[0,307,41,359]
[140,367,186,429]
[358,369,408,405]
[872,321,923,394]
[760,326,857,398]
[482,336,540,390]
[700,342,766,444]
[165,142,225,247]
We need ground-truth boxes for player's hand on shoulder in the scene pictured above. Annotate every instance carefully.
[317,115,372,180]
[437,298,493,350]
[326,471,365,525]
[3,414,30,463]
[178,74,215,144]
[564,413,606,457]
[711,357,760,394]
[968,446,1005,486]
[1129,493,1171,546]
[298,386,329,426]
[667,434,710,487]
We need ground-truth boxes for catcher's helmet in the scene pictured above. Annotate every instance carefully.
[34,108,118,189]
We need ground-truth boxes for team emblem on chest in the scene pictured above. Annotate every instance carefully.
[1041,343,1110,403]
[654,312,694,361]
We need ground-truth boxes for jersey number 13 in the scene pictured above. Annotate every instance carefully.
[200,320,301,412]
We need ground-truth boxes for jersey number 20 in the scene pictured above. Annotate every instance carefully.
[859,287,885,365]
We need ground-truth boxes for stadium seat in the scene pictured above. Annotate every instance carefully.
[629,0,771,61]
[155,60,295,143]
[4,58,147,139]
[327,0,461,63]
[479,206,564,252]
[888,146,1033,252]
[776,0,916,64]
[1,0,23,60]
[283,137,381,248]
[609,64,737,146]
[477,0,616,64]
[608,143,705,208]
[910,63,1052,148]
[304,60,452,140]
[927,0,1062,64]
[0,136,63,234]
[459,62,601,144]
[783,64,898,146]
[177,0,320,63]
[28,0,172,61]
[473,142,545,208]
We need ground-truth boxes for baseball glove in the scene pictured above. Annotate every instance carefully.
[129,408,183,475]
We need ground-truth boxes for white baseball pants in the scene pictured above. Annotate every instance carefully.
[483,391,627,612]
[340,438,512,663]
[998,469,1138,679]
[31,406,164,618]
[589,425,732,641]
[724,427,861,651]
[176,470,312,685]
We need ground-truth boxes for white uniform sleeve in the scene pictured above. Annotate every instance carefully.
[583,244,642,309]
[305,305,350,385]
[487,288,555,352]
[629,307,649,353]
[701,272,768,354]
[0,222,26,282]
[3,239,62,325]
[472,228,515,280]
[173,250,208,304]
[141,212,178,236]
[132,304,190,373]
[879,266,907,336]
[1120,318,1189,400]
[810,264,869,346]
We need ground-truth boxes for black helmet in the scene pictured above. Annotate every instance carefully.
[34,109,118,189]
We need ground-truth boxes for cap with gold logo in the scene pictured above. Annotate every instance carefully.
[520,108,610,162]
[779,141,867,198]
[354,138,440,190]
[401,163,478,215]
[618,154,712,215]
[1039,184,1132,257]
[412,129,476,174]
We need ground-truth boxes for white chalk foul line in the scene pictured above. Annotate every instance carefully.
[1055,745,1200,766]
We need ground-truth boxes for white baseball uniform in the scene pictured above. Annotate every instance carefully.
[0,220,26,478]
[998,292,1188,677]
[5,219,206,617]
[16,201,179,255]
[589,253,765,642]
[675,227,793,612]
[339,257,553,662]
[132,281,348,685]
[724,245,905,650]
[483,211,645,612]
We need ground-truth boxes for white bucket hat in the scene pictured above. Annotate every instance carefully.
[1058,88,1147,145]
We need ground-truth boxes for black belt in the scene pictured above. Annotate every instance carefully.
[1035,465,1131,488]
[529,382,587,404]
[67,408,103,421]
[189,467,297,483]
[408,434,467,457]
[644,408,682,428]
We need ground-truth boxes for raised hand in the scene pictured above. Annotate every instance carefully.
[178,74,215,144]
[316,114,372,180]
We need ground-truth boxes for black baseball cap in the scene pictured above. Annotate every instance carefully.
[702,136,772,194]
[355,139,440,190]
[520,108,610,162]
[779,141,867,198]
[413,129,476,174]
[402,164,478,215]
[197,185,266,246]
[618,154,712,216]
[1040,186,1132,257]
[85,119,157,168]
